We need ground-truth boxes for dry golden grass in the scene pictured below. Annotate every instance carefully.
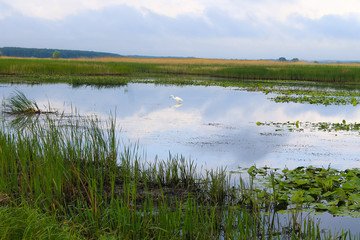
[3,56,360,67]
[72,57,310,66]
[70,57,360,67]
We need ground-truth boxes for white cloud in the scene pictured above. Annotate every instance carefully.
[296,0,360,19]
[2,0,117,20]
[2,0,360,60]
[2,0,204,20]
[128,0,204,18]
[4,0,360,21]
[0,2,14,19]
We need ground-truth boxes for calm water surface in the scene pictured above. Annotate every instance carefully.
[1,82,360,171]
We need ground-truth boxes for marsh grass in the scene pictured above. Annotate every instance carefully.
[0,204,79,240]
[2,57,360,84]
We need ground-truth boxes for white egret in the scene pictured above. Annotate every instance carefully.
[170,95,183,103]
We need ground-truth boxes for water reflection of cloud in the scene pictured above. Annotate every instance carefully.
[119,107,202,139]
[242,101,360,123]
[253,132,360,170]
[37,99,102,117]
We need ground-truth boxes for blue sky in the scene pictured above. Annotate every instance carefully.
[1,0,360,60]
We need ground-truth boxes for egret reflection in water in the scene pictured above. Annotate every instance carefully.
[172,102,183,108]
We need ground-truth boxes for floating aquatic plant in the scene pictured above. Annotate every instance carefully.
[234,165,360,218]
[270,95,360,106]
[256,120,360,133]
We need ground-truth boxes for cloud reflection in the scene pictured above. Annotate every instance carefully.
[119,106,201,139]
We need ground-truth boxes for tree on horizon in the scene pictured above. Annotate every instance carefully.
[52,50,60,58]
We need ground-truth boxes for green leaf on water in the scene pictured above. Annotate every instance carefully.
[308,188,322,197]
[290,190,305,203]
[348,193,360,204]
[257,190,267,198]
[342,181,357,191]
[278,193,289,201]
[328,206,339,214]
[304,194,315,202]
[294,178,309,186]
[326,199,339,206]
[253,188,262,193]
[322,191,336,198]
[314,204,328,211]
[277,210,288,214]
[349,204,360,210]
[348,211,360,218]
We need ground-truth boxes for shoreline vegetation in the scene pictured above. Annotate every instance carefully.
[2,57,360,84]
[1,58,360,238]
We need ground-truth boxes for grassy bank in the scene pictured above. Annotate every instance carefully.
[1,57,360,84]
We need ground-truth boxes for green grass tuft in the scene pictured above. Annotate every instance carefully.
[4,90,40,114]
[0,204,79,240]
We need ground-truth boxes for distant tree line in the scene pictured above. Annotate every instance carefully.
[0,47,122,58]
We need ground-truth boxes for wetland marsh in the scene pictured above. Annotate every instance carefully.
[2,58,360,239]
